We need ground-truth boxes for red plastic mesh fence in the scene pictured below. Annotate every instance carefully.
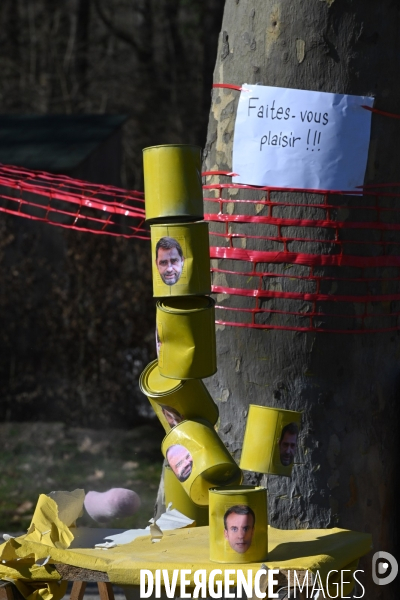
[206,83,400,332]
[204,173,400,333]
[2,163,400,333]
[0,164,148,239]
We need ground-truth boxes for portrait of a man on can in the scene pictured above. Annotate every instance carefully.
[155,237,184,286]
[166,444,193,482]
[277,422,299,467]
[223,505,255,553]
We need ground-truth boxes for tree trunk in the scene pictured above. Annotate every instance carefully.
[203,2,400,597]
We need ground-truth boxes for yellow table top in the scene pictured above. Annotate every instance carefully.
[0,494,372,600]
[1,524,372,586]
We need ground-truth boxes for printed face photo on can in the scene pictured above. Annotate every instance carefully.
[155,237,184,286]
[166,444,193,482]
[155,327,161,357]
[223,505,255,554]
[161,405,183,428]
[278,422,299,467]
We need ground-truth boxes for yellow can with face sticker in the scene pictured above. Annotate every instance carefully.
[139,359,219,432]
[156,296,216,379]
[164,465,209,526]
[240,405,302,477]
[151,222,211,297]
[161,419,242,506]
[209,486,268,563]
[143,144,203,223]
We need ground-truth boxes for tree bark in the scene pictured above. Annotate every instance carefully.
[203,2,400,597]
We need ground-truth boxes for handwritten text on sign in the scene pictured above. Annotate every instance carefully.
[232,84,374,191]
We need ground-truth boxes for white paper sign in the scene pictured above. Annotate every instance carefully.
[232,84,374,191]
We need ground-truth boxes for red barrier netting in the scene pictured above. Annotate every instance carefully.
[204,173,400,333]
[2,163,400,333]
[0,164,148,239]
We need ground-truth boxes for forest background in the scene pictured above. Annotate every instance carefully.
[0,0,224,428]
[0,0,225,531]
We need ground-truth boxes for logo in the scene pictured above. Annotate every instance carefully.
[372,551,398,586]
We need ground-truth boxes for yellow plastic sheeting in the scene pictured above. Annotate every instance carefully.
[24,493,77,549]
[0,563,62,583]
[4,579,67,600]
[1,525,371,588]
[0,559,67,600]
[0,492,81,600]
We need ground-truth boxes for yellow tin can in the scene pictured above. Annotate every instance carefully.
[143,144,203,223]
[164,465,209,526]
[240,405,302,477]
[156,297,216,380]
[209,486,268,563]
[151,222,211,297]
[139,359,219,432]
[161,419,242,506]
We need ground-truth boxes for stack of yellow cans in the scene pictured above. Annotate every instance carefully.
[139,145,242,519]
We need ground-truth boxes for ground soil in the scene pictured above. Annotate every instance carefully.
[0,421,164,532]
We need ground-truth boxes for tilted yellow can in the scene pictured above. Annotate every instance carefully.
[164,465,209,526]
[139,359,219,432]
[151,222,211,297]
[239,405,302,477]
[209,486,268,563]
[161,419,242,506]
[143,144,203,223]
[156,297,216,379]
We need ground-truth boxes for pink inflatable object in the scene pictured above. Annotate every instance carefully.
[84,488,141,523]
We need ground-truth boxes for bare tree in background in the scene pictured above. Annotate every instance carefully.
[0,0,225,187]
[0,1,225,427]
